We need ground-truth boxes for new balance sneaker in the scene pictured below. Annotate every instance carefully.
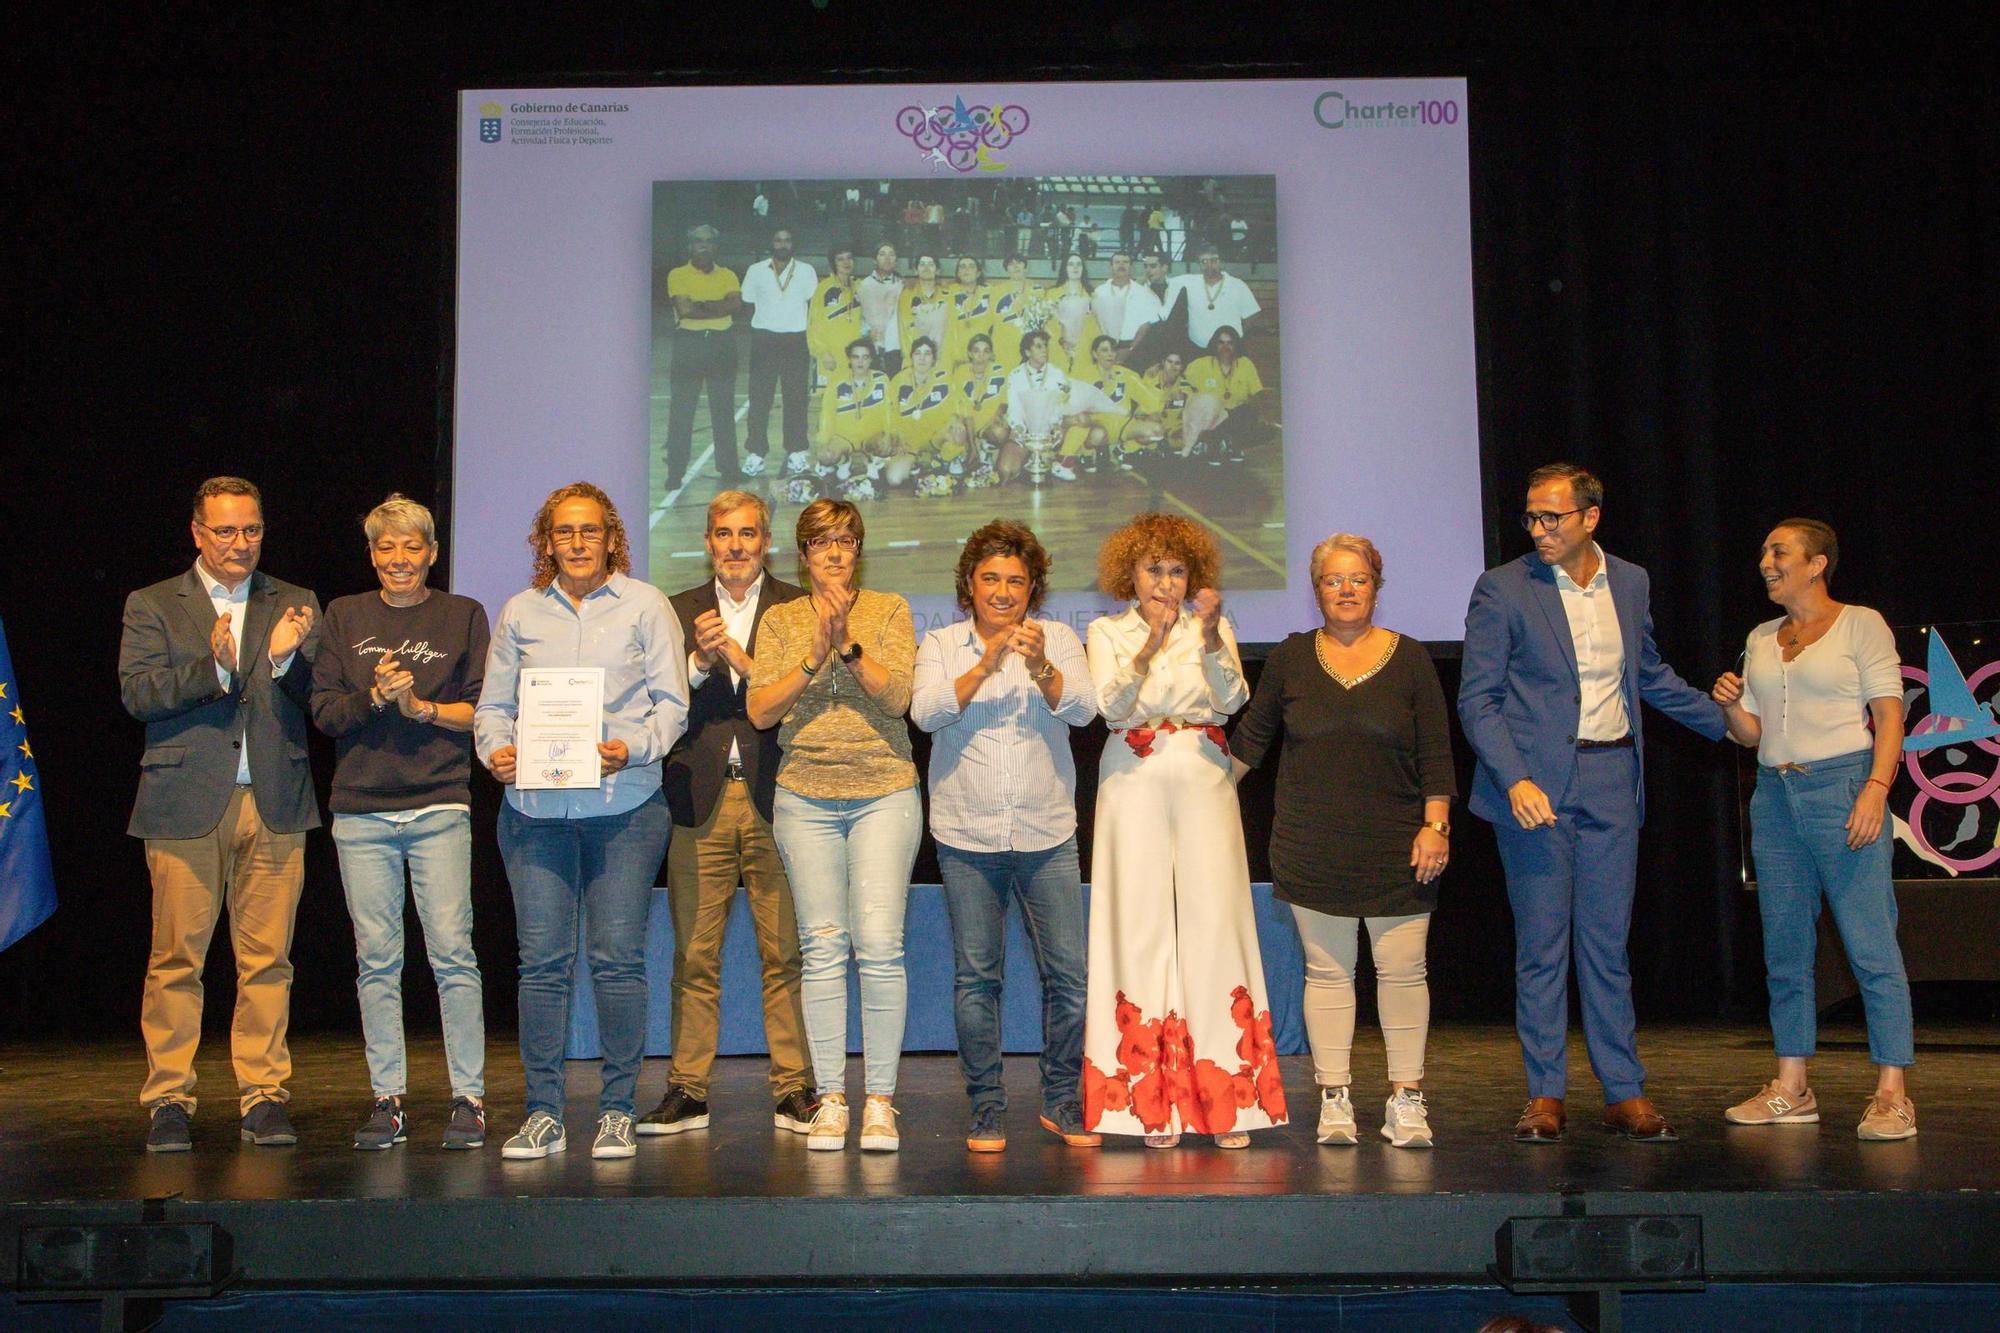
[501,1111,566,1160]
[1316,1086,1358,1146]
[741,453,767,477]
[1724,1082,1820,1125]
[1857,1094,1917,1141]
[442,1097,486,1150]
[240,1099,297,1147]
[146,1103,192,1154]
[636,1086,710,1136]
[967,1104,1006,1153]
[806,1096,848,1152]
[859,1095,900,1153]
[1038,1102,1101,1148]
[592,1111,637,1159]
[353,1097,408,1151]
[1381,1088,1435,1149]
[773,1089,819,1135]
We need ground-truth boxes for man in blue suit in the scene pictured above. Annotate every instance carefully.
[1458,463,1724,1142]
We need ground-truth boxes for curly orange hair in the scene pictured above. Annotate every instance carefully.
[527,481,632,589]
[1096,512,1221,601]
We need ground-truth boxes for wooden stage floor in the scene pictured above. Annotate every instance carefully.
[5,1021,1999,1292]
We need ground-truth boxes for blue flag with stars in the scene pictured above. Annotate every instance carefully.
[0,614,55,952]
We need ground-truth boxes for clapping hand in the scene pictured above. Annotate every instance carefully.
[268,605,314,662]
[374,652,415,707]
[1006,619,1048,675]
[210,614,239,675]
[1190,587,1224,650]
[691,609,738,672]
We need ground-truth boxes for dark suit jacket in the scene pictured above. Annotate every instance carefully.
[1456,550,1724,828]
[119,567,323,839]
[664,572,805,828]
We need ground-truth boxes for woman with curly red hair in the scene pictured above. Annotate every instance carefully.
[1080,513,1288,1148]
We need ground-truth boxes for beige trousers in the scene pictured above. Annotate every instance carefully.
[1292,906,1432,1089]
[140,786,306,1115]
[665,778,810,1101]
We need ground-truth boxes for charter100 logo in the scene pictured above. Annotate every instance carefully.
[1314,90,1460,129]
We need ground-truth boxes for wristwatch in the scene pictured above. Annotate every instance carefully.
[1424,820,1451,837]
[1032,660,1057,682]
[840,642,864,665]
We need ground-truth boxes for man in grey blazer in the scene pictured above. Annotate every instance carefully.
[119,476,321,1152]
[641,490,816,1138]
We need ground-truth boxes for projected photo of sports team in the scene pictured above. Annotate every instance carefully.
[648,175,1284,595]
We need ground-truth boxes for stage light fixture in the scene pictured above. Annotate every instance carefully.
[1492,1213,1704,1290]
[17,1222,233,1296]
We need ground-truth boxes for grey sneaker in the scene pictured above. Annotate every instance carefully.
[353,1097,408,1151]
[1381,1088,1434,1149]
[1857,1094,1917,1141]
[442,1097,486,1150]
[1316,1087,1358,1145]
[967,1104,1006,1153]
[146,1103,192,1154]
[240,1099,297,1146]
[1038,1102,1101,1147]
[501,1111,566,1159]
[1724,1082,1819,1125]
[592,1111,637,1159]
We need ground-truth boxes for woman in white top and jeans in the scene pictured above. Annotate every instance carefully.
[1712,519,1916,1140]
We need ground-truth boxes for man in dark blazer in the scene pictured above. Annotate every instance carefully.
[640,491,816,1137]
[1458,463,1725,1145]
[119,476,322,1152]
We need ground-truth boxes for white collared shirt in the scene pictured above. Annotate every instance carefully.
[1554,544,1630,742]
[741,258,817,333]
[1092,280,1135,344]
[1174,271,1262,350]
[687,573,766,768]
[199,561,256,784]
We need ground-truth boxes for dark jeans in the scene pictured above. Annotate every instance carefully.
[498,793,670,1119]
[936,836,1088,1115]
[665,330,739,484]
[746,329,809,459]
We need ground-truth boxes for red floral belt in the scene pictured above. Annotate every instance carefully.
[1110,718,1230,759]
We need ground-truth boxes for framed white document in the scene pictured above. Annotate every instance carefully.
[515,667,605,790]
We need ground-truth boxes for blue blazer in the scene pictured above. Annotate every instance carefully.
[1456,551,1723,827]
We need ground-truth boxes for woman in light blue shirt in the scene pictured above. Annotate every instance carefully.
[910,519,1100,1152]
[474,482,689,1162]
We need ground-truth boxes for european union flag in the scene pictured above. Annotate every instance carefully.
[0,614,55,952]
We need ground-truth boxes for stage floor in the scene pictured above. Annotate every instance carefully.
[5,1022,1999,1287]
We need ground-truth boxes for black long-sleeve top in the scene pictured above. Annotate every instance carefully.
[1232,630,1457,917]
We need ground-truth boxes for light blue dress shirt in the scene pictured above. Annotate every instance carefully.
[909,617,1098,853]
[474,573,689,820]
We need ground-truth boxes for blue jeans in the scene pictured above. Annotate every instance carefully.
[1751,749,1914,1067]
[498,792,669,1118]
[331,810,484,1100]
[937,837,1088,1115]
[771,784,922,1098]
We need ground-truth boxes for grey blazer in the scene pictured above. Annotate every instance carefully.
[119,567,324,839]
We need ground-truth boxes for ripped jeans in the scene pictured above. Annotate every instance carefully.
[771,784,923,1098]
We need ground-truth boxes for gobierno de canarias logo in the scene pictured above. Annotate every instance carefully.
[895,96,1030,173]
[479,102,503,143]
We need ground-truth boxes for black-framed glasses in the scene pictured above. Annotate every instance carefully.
[195,521,266,544]
[1519,508,1585,533]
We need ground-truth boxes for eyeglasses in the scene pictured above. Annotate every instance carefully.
[196,522,265,544]
[550,525,607,545]
[806,535,860,552]
[1519,508,1585,533]
[1318,573,1376,591]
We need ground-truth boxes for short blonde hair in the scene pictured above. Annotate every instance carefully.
[706,490,771,534]
[1309,533,1385,589]
[364,493,436,546]
[795,497,865,555]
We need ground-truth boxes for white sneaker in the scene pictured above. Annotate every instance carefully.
[1316,1086,1358,1145]
[859,1096,900,1152]
[500,1111,566,1160]
[591,1111,636,1159]
[806,1096,848,1152]
[785,451,811,477]
[948,458,964,476]
[740,453,767,477]
[1381,1089,1434,1149]
[1050,462,1078,482]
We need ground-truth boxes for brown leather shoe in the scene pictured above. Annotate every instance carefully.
[1602,1096,1678,1142]
[1513,1097,1565,1143]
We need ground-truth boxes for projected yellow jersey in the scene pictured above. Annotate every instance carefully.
[1086,364,1165,449]
[818,371,891,447]
[890,370,960,458]
[667,263,740,332]
[1144,366,1193,433]
[807,276,864,378]
[1184,354,1264,408]
[947,283,997,367]
[956,368,1010,434]
[898,284,954,365]
[991,281,1052,367]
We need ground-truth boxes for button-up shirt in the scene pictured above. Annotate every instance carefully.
[910,618,1098,853]
[475,573,690,820]
[1554,544,1630,742]
[1086,606,1248,729]
[200,560,296,784]
[686,574,764,767]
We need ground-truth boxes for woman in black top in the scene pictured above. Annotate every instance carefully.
[1232,533,1456,1149]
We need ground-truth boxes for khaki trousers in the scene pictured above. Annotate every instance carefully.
[139,786,306,1116]
[666,778,810,1101]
